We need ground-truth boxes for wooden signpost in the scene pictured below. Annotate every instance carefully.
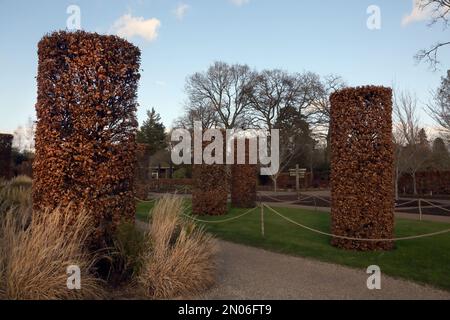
[289,165,307,199]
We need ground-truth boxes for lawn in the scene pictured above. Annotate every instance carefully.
[136,201,156,221]
[136,200,450,291]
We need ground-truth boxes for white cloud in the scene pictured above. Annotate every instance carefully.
[111,14,161,42]
[230,0,250,7]
[402,0,431,26]
[401,0,449,26]
[174,3,190,21]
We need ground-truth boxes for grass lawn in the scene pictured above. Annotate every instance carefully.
[136,201,155,221]
[136,200,450,291]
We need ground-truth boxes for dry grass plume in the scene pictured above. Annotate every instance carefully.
[0,202,104,300]
[137,195,217,299]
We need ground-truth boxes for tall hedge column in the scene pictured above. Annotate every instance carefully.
[330,86,394,251]
[192,132,228,216]
[0,133,13,179]
[33,31,141,249]
[231,139,257,208]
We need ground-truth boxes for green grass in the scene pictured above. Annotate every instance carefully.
[136,200,450,291]
[136,201,155,222]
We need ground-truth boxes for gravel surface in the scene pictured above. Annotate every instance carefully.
[196,240,450,300]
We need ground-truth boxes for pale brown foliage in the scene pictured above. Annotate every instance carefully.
[138,195,217,299]
[330,86,395,251]
[33,31,141,250]
[0,182,103,300]
[0,202,104,300]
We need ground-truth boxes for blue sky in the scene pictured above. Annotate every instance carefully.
[0,0,449,134]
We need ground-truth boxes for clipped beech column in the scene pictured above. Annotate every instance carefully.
[134,143,151,200]
[231,138,257,208]
[192,132,228,216]
[33,31,140,249]
[330,86,394,251]
[0,133,13,179]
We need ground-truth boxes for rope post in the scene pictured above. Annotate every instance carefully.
[260,202,265,238]
[419,199,423,221]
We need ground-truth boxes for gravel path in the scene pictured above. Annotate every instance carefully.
[196,240,450,300]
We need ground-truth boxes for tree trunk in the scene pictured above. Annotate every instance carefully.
[412,172,417,195]
[271,176,278,193]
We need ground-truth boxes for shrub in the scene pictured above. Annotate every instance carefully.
[0,176,32,222]
[0,134,13,180]
[192,164,228,216]
[137,195,217,299]
[109,221,146,285]
[34,31,141,251]
[0,205,104,300]
[330,86,394,251]
[231,139,257,208]
[173,167,187,179]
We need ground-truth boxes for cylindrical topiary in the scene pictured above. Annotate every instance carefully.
[192,132,228,216]
[330,86,394,251]
[0,133,13,179]
[33,31,141,250]
[134,143,151,200]
[192,164,228,216]
[231,139,257,208]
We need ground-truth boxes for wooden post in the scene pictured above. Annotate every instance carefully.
[419,199,423,221]
[260,203,265,237]
[296,164,300,200]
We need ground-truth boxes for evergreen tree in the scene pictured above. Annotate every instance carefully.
[417,128,430,149]
[137,108,167,155]
[431,137,450,170]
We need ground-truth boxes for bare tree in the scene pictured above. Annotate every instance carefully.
[393,125,407,199]
[415,0,450,70]
[394,90,430,194]
[247,70,322,191]
[395,91,419,145]
[427,70,450,136]
[249,70,296,129]
[174,101,219,130]
[13,117,36,152]
[185,61,256,129]
[309,74,347,162]
[275,106,315,190]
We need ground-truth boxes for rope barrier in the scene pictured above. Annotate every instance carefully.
[312,195,331,204]
[395,199,419,207]
[258,194,288,202]
[138,195,450,241]
[263,203,450,242]
[181,206,258,224]
[258,194,449,215]
[135,197,156,203]
[259,193,314,204]
[421,199,450,213]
